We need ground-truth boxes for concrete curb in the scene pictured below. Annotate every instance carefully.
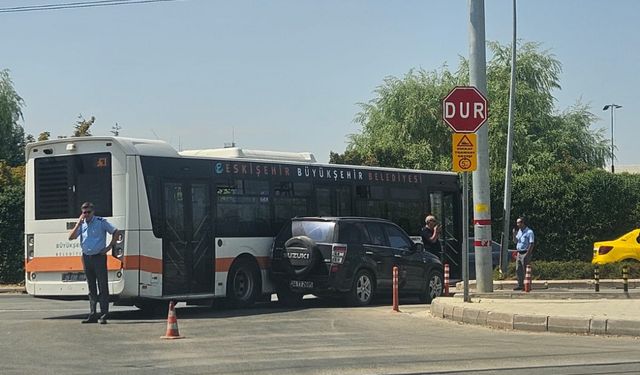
[0,286,26,294]
[430,298,640,337]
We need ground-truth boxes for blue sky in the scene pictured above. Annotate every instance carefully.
[1,0,638,165]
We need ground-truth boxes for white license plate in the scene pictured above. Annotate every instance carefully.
[62,272,86,282]
[290,280,313,289]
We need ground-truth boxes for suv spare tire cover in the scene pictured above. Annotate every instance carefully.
[284,236,318,277]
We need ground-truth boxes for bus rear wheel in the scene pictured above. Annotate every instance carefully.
[226,258,260,308]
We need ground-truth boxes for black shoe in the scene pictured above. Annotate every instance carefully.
[513,286,523,291]
[98,314,108,324]
[82,314,98,324]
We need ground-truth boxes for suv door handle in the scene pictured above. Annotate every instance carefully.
[394,254,402,258]
[365,251,373,255]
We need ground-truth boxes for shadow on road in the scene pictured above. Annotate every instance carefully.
[42,295,429,322]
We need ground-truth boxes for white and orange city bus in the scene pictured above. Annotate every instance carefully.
[24,137,462,310]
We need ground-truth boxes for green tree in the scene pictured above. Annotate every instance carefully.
[0,69,26,166]
[0,69,27,282]
[333,41,608,174]
[37,131,50,141]
[331,41,620,261]
[0,161,24,283]
[73,114,95,137]
[486,42,608,173]
[336,68,462,170]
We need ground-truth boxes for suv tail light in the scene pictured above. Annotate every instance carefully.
[598,246,613,255]
[331,244,347,264]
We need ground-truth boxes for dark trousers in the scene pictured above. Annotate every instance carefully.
[82,254,109,316]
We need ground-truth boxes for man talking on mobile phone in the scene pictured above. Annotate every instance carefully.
[421,215,442,259]
[512,216,534,291]
[68,202,119,324]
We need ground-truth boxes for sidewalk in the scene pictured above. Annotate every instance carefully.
[431,280,640,337]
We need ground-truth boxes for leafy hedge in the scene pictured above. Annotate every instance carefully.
[0,163,25,283]
[494,260,640,280]
[491,168,640,262]
[0,183,24,283]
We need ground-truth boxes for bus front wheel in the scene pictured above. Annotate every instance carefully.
[226,258,260,308]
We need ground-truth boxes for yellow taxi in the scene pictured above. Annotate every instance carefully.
[592,229,640,265]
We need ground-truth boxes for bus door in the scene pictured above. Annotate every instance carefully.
[316,185,352,216]
[162,181,214,295]
[430,191,462,279]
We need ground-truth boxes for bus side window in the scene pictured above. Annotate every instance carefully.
[274,181,311,230]
[216,179,270,237]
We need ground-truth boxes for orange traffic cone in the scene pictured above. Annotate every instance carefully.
[161,301,184,339]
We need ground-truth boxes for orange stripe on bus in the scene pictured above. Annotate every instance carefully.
[217,257,234,272]
[25,255,269,274]
[25,256,122,272]
[256,256,271,270]
[123,255,162,274]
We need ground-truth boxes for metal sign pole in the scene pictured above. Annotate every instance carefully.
[469,0,493,294]
[462,171,470,302]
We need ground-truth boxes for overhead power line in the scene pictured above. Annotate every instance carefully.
[0,0,181,14]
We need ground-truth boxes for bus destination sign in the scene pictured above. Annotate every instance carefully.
[214,161,426,185]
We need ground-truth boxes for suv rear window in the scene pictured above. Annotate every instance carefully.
[291,220,335,242]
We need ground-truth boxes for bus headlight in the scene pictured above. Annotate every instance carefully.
[26,234,35,262]
[111,231,125,260]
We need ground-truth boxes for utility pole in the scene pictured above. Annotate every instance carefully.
[602,104,622,173]
[500,0,517,276]
[468,0,493,293]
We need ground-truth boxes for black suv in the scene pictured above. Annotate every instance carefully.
[270,217,444,307]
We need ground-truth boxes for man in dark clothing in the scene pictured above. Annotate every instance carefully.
[421,215,442,258]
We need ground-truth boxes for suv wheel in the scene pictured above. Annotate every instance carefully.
[421,269,444,304]
[346,269,375,307]
[227,259,260,308]
[275,283,304,307]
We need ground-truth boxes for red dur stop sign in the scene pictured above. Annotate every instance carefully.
[442,86,488,133]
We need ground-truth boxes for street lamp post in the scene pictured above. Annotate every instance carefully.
[603,104,622,173]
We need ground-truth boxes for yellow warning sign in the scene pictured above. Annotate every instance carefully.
[452,133,477,172]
